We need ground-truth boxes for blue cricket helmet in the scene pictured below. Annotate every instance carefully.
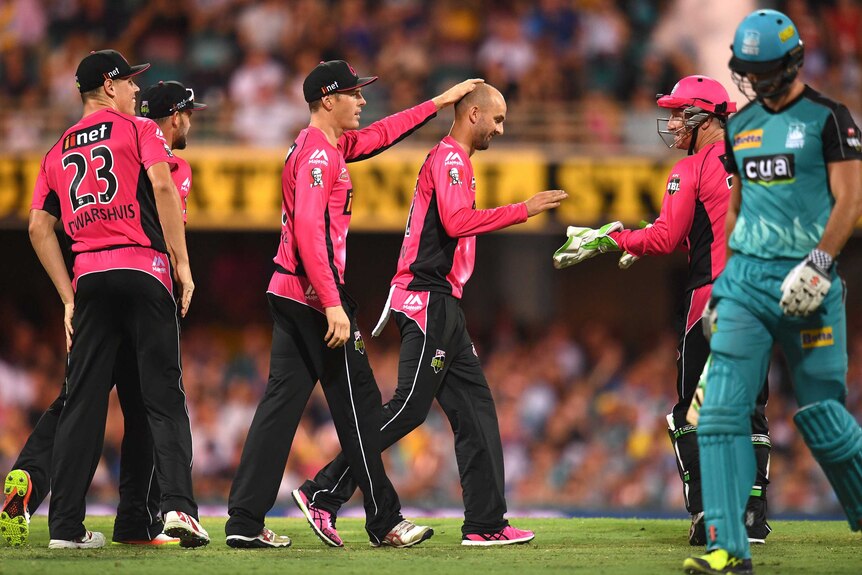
[729,9,804,99]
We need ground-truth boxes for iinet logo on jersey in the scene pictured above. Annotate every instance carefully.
[309,149,329,165]
[152,255,167,274]
[443,151,464,166]
[402,293,424,311]
[63,122,113,151]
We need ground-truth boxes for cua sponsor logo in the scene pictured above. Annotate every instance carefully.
[742,154,795,183]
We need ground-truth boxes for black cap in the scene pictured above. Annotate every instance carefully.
[75,49,150,93]
[302,60,377,103]
[139,81,207,119]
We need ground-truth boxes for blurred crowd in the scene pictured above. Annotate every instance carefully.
[2,0,862,519]
[2,0,862,150]
[2,300,860,517]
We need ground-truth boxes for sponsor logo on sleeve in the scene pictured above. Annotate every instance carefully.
[62,122,113,151]
[666,175,681,195]
[847,127,862,151]
[311,167,324,187]
[732,129,763,150]
[431,349,446,373]
[354,330,366,354]
[785,122,806,149]
[338,167,349,181]
[801,326,834,349]
[309,149,329,165]
[742,154,795,184]
[448,167,462,186]
[444,151,464,165]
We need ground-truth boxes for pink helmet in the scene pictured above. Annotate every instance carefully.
[656,75,737,150]
[657,75,737,116]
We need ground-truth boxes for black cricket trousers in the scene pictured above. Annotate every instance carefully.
[225,294,402,543]
[14,342,162,541]
[669,286,771,515]
[300,292,508,536]
[49,269,197,541]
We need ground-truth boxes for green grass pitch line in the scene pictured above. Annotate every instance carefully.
[0,517,859,574]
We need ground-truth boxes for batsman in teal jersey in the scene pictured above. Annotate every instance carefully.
[684,9,862,575]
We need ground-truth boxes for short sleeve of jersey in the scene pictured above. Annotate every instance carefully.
[821,103,862,162]
[723,131,738,174]
[31,158,61,218]
[137,118,175,170]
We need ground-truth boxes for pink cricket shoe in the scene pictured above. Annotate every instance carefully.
[461,525,535,546]
[291,489,343,547]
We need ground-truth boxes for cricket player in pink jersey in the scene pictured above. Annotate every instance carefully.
[225,60,483,549]
[27,50,207,549]
[293,84,566,547]
[1,79,208,549]
[139,80,207,223]
[553,76,772,546]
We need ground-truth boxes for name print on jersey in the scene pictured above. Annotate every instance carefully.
[742,154,796,184]
[68,204,137,234]
[63,122,113,151]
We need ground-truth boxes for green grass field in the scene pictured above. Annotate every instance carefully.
[0,517,859,574]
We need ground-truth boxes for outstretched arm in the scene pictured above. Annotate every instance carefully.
[340,79,484,162]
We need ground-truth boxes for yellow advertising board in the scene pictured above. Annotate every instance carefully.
[0,148,678,231]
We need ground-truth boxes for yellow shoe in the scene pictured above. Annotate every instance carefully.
[683,549,753,575]
[0,470,31,547]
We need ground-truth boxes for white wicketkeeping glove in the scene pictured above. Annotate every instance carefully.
[618,252,638,269]
[617,222,651,269]
[553,221,623,269]
[779,249,833,317]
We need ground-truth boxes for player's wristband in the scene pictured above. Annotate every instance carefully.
[807,248,834,275]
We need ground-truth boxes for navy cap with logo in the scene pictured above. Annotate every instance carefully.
[139,81,207,119]
[75,49,150,93]
[302,60,378,103]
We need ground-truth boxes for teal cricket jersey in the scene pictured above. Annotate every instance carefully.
[724,86,862,259]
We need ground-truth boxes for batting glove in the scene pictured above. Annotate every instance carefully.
[779,249,833,317]
[553,221,623,269]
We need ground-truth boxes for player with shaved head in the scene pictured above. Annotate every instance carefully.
[292,82,566,547]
